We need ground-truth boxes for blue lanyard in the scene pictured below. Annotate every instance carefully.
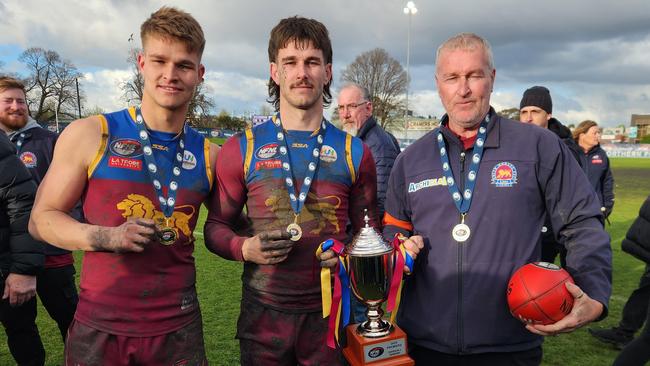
[436,115,490,215]
[272,114,326,217]
[134,107,186,219]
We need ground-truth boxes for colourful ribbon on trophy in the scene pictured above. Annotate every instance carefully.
[315,239,350,348]
[387,233,414,323]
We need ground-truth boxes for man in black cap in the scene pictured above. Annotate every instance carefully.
[519,86,580,266]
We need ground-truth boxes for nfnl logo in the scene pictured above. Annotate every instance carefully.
[256,143,278,160]
[110,138,142,158]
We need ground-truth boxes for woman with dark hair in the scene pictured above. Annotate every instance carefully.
[573,120,615,219]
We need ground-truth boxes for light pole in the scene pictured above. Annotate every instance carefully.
[403,1,417,145]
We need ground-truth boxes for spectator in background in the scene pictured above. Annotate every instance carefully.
[611,195,650,365]
[0,76,79,343]
[519,86,581,267]
[0,132,45,366]
[338,83,401,323]
[573,120,615,219]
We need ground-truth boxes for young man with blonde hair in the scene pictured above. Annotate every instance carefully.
[29,7,217,365]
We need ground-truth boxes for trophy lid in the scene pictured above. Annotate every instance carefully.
[347,210,392,257]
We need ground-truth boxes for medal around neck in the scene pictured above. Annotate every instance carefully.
[273,114,326,243]
[452,223,471,242]
[134,107,186,246]
[287,222,302,242]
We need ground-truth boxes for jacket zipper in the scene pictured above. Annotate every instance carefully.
[457,150,466,354]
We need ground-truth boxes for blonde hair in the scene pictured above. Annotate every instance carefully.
[573,120,599,141]
[140,6,205,57]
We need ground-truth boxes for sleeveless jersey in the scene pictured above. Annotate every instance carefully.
[76,107,212,336]
[238,117,367,311]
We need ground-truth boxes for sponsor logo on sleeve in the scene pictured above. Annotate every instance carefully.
[256,143,278,160]
[320,145,337,163]
[19,151,37,168]
[408,177,448,193]
[109,138,143,158]
[491,162,517,187]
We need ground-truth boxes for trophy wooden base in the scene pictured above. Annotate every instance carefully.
[342,324,414,366]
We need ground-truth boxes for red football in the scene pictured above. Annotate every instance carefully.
[507,262,575,325]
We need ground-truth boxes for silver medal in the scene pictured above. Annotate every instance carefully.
[452,223,471,242]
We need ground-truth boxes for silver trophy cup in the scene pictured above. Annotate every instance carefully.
[347,215,394,338]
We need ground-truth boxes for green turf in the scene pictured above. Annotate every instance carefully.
[1,157,648,365]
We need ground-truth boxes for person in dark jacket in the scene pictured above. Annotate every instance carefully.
[573,120,615,218]
[338,83,402,324]
[0,132,45,365]
[338,83,401,220]
[382,32,611,365]
[0,76,79,343]
[611,195,650,365]
[519,86,583,267]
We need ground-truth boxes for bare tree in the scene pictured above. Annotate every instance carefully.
[120,47,144,106]
[19,48,60,120]
[340,48,408,128]
[187,82,215,126]
[497,107,520,121]
[19,47,84,121]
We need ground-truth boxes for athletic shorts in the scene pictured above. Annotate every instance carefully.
[237,297,344,366]
[65,315,207,366]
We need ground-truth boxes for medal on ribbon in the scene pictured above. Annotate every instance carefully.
[437,114,490,243]
[272,114,326,242]
[134,107,187,246]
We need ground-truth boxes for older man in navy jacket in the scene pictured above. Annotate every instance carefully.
[383,33,612,365]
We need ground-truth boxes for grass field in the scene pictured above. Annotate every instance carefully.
[1,158,649,365]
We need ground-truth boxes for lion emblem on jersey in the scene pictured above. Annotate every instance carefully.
[264,189,341,235]
[116,194,195,241]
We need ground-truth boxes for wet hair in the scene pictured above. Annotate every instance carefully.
[140,6,205,58]
[267,16,332,111]
[573,120,599,141]
[436,32,494,73]
[0,76,26,95]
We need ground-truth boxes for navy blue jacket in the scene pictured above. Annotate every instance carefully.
[572,144,614,213]
[9,126,77,258]
[357,116,400,220]
[621,195,650,264]
[0,134,43,276]
[384,109,612,354]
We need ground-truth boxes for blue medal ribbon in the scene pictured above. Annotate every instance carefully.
[12,133,26,154]
[134,107,186,220]
[272,114,326,219]
[436,114,490,215]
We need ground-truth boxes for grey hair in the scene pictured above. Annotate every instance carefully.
[339,82,371,102]
[435,32,494,72]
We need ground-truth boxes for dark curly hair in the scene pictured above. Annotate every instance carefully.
[267,16,332,112]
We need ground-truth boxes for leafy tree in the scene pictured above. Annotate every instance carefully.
[340,48,407,129]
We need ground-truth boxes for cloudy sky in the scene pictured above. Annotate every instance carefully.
[1,0,649,128]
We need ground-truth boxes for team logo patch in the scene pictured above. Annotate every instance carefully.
[491,162,517,187]
[110,138,142,158]
[591,155,603,164]
[19,151,37,168]
[256,143,278,160]
[408,177,448,193]
[255,159,282,170]
[320,145,337,163]
[182,150,197,170]
[108,156,142,171]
